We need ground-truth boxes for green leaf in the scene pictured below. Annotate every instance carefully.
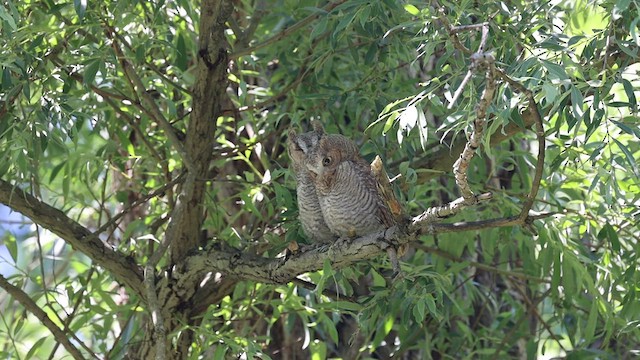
[333,10,357,38]
[74,0,87,21]
[49,161,66,183]
[311,15,328,40]
[541,60,569,80]
[542,82,556,103]
[83,59,100,86]
[213,344,227,360]
[323,315,339,344]
[176,33,188,71]
[2,67,12,88]
[584,299,598,343]
[0,5,17,30]
[612,119,640,137]
[621,78,637,111]
[413,299,425,323]
[25,336,47,359]
[5,233,17,263]
[404,4,420,15]
[612,138,638,177]
[598,223,620,253]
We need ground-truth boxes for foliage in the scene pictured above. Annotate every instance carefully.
[0,0,639,358]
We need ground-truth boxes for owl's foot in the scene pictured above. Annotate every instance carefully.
[331,236,352,249]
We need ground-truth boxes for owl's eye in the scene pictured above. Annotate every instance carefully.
[322,157,331,166]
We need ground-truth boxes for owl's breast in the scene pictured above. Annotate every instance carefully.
[317,161,386,237]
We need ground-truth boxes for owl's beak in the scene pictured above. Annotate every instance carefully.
[305,161,322,177]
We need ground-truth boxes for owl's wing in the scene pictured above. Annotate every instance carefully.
[351,158,395,228]
[371,156,408,268]
[371,156,404,226]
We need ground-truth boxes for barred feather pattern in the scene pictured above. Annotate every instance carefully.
[288,127,335,243]
[307,135,394,238]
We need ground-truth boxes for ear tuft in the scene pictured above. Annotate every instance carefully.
[311,120,325,135]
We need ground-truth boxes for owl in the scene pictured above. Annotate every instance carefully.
[287,122,335,243]
[304,134,395,238]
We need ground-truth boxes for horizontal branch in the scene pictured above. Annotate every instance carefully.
[174,209,550,289]
[176,227,406,287]
[0,180,144,296]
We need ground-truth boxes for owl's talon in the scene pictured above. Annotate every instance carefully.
[331,236,352,249]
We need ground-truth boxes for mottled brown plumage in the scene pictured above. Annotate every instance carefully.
[305,134,394,238]
[287,123,335,243]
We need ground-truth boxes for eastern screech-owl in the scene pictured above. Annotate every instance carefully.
[287,123,335,243]
[305,133,394,238]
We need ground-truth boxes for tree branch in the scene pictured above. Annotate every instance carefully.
[173,208,550,292]
[494,69,546,221]
[0,180,144,296]
[165,0,232,263]
[106,29,194,172]
[0,275,87,360]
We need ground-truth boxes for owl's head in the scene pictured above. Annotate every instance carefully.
[305,134,359,180]
[287,122,325,167]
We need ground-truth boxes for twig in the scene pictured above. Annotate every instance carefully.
[105,25,194,172]
[449,22,490,35]
[419,24,497,222]
[494,289,551,356]
[426,212,559,233]
[93,172,185,237]
[235,0,267,49]
[416,245,548,283]
[0,179,145,296]
[47,268,97,360]
[112,32,192,96]
[494,69,546,221]
[448,69,473,109]
[102,97,165,163]
[292,278,358,302]
[438,10,472,55]
[231,0,347,57]
[0,275,87,360]
[511,281,567,351]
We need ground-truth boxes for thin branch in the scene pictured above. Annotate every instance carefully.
[0,179,144,296]
[102,97,165,163]
[415,245,548,283]
[47,268,96,360]
[292,278,358,302]
[494,69,546,221]
[225,28,329,116]
[175,208,552,291]
[231,0,347,58]
[113,32,192,96]
[105,26,194,172]
[511,281,566,350]
[438,11,472,55]
[448,69,473,109]
[449,22,490,35]
[93,172,185,237]
[419,26,497,223]
[494,289,552,356]
[0,275,87,360]
[235,0,267,48]
[427,211,559,233]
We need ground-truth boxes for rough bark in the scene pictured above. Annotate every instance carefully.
[168,0,232,263]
